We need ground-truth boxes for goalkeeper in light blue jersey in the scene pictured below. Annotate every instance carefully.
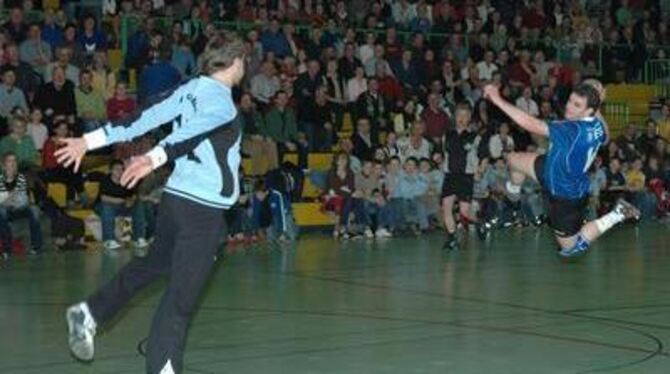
[59,35,246,374]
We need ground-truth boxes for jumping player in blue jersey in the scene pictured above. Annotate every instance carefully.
[483,82,639,259]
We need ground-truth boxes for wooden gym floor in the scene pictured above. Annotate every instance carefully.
[1,222,669,373]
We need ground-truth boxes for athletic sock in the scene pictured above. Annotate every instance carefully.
[573,234,590,252]
[559,234,591,257]
[594,209,627,234]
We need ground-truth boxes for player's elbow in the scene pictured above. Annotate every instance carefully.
[523,118,549,137]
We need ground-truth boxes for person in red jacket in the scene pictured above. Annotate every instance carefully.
[40,118,86,206]
[106,82,136,121]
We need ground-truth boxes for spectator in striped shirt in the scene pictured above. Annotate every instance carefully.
[0,152,42,259]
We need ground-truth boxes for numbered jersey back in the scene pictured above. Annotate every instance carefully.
[543,117,606,199]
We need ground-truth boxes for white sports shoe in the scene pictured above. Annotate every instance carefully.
[614,199,641,220]
[375,228,392,238]
[134,238,149,248]
[160,359,175,374]
[364,228,374,238]
[66,302,97,361]
[103,240,122,250]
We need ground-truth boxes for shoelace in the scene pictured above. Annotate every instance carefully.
[74,311,97,338]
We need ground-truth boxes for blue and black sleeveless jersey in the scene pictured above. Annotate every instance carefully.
[542,117,606,200]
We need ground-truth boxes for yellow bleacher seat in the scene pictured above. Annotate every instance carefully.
[242,158,253,174]
[342,112,353,131]
[293,202,336,226]
[282,153,298,165]
[108,49,123,72]
[337,131,352,140]
[301,178,322,199]
[43,0,60,10]
[48,182,101,207]
[88,164,110,174]
[128,69,137,91]
[606,84,653,123]
[47,183,67,207]
[308,153,332,170]
[81,155,111,170]
[84,182,100,201]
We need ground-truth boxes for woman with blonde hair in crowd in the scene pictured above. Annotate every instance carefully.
[239,92,278,176]
[90,50,116,99]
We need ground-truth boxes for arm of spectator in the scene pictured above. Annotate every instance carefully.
[484,85,549,137]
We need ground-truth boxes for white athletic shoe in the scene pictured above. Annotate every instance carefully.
[160,359,175,374]
[103,240,122,250]
[364,228,374,238]
[66,302,97,361]
[375,228,393,238]
[614,199,641,220]
[134,238,149,248]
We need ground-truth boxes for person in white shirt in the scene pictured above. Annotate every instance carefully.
[392,0,417,27]
[488,122,515,158]
[397,120,432,162]
[515,86,539,116]
[44,46,80,85]
[357,32,376,65]
[27,108,48,151]
[364,44,393,77]
[533,50,552,85]
[250,61,280,105]
[346,66,368,103]
[476,51,499,81]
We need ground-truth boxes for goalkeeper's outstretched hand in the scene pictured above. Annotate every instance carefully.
[55,137,88,172]
[121,155,153,189]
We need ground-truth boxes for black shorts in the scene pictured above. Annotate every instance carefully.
[441,174,474,201]
[534,155,588,237]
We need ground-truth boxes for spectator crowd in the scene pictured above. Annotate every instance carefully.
[0,0,669,255]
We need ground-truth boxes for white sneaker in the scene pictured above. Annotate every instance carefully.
[134,238,149,248]
[160,359,175,374]
[66,302,97,362]
[364,228,374,238]
[375,228,393,238]
[103,240,122,250]
[614,199,641,220]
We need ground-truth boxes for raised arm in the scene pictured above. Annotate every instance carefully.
[483,85,549,137]
[56,83,186,172]
[83,83,185,150]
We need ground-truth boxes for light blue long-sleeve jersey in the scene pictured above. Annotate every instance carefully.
[84,76,241,209]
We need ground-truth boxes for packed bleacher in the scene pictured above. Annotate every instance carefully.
[0,0,669,255]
